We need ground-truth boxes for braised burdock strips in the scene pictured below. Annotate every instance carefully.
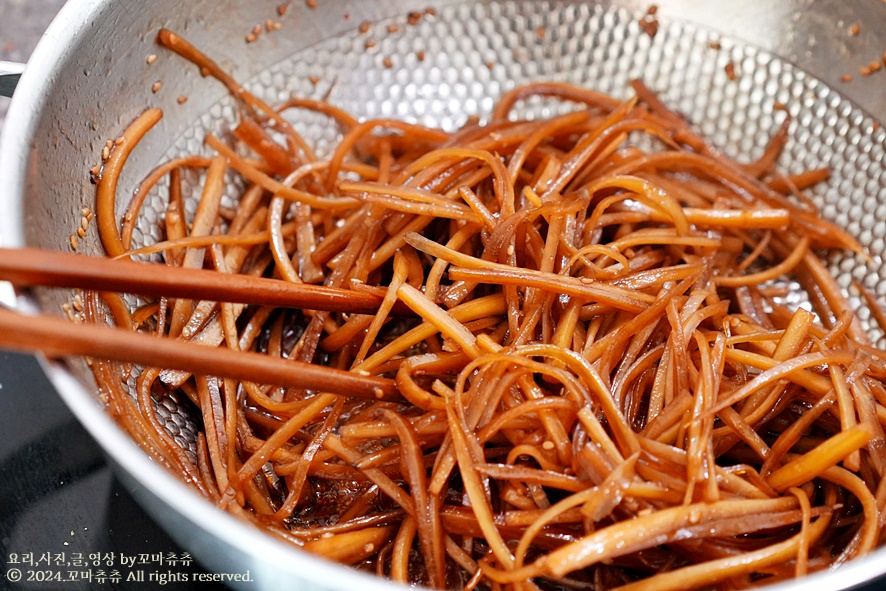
[9,27,886,590]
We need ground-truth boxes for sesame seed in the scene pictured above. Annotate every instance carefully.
[69,235,79,250]
[724,62,737,80]
[359,21,371,34]
[383,57,393,68]
[305,0,317,8]
[309,75,319,85]
[277,2,291,16]
[387,24,399,33]
[76,227,86,238]
[146,54,157,64]
[416,50,425,62]
[177,96,188,104]
[849,23,860,36]
[841,73,853,82]
[640,15,658,38]
[152,81,163,93]
[365,39,376,49]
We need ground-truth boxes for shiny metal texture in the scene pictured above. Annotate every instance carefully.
[0,1,884,590]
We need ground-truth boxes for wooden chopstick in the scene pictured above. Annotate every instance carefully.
[0,247,412,316]
[0,306,401,402]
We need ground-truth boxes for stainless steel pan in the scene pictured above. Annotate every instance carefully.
[1,1,884,589]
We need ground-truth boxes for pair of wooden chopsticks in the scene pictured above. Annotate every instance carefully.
[0,247,405,401]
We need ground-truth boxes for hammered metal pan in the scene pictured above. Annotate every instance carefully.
[1,1,884,590]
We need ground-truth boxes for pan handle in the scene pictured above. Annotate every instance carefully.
[0,61,26,98]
